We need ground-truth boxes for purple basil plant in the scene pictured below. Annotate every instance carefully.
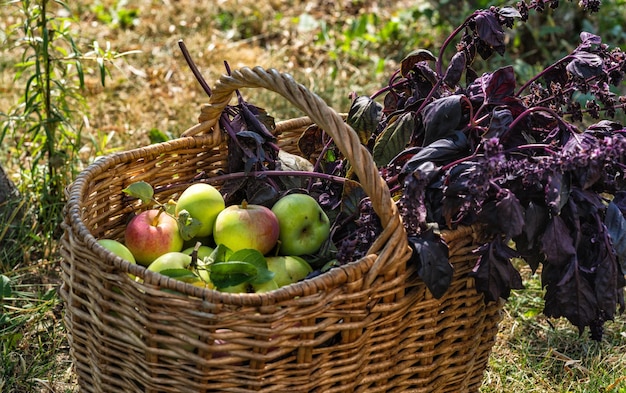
[337,0,626,340]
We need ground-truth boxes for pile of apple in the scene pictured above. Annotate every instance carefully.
[98,182,331,293]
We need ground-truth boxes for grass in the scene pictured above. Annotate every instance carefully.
[483,268,626,392]
[1,0,625,392]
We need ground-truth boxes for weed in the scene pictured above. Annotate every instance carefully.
[0,0,136,263]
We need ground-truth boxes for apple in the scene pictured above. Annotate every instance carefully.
[97,239,136,264]
[213,201,280,255]
[252,279,279,293]
[98,238,137,281]
[146,251,192,273]
[124,209,184,266]
[271,194,330,256]
[175,183,225,238]
[217,282,250,293]
[266,255,313,287]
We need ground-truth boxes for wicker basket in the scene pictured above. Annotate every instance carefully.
[60,67,503,393]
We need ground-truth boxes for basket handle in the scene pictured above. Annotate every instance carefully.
[182,66,409,282]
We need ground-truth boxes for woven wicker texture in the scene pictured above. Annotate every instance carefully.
[60,67,502,392]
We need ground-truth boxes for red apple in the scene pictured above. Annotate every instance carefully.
[124,209,184,266]
[213,201,280,255]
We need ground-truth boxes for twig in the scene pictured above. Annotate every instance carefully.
[178,39,212,97]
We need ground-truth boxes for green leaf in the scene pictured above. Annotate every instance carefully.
[346,96,383,145]
[148,128,170,144]
[159,268,198,282]
[177,209,202,241]
[97,56,106,87]
[373,112,415,167]
[339,179,366,220]
[208,244,233,265]
[228,249,274,285]
[209,249,275,288]
[122,181,154,204]
[1,275,12,300]
[210,261,259,288]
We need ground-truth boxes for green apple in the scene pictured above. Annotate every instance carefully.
[182,245,215,283]
[175,183,225,238]
[252,279,279,293]
[271,194,330,256]
[213,201,280,255]
[97,238,137,280]
[147,251,192,273]
[266,256,313,287]
[217,282,250,293]
[97,239,136,264]
[124,209,184,266]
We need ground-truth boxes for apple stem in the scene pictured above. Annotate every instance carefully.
[152,209,164,226]
[241,200,248,209]
[190,241,201,270]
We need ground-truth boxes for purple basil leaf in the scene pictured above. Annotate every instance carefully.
[408,229,452,299]
[472,238,524,302]
[566,52,604,79]
[586,120,624,134]
[442,161,484,226]
[414,62,440,96]
[421,95,464,145]
[240,102,276,141]
[401,131,469,174]
[443,51,466,88]
[485,66,516,104]
[466,66,478,85]
[593,230,621,322]
[473,10,506,55]
[497,6,522,19]
[541,215,577,267]
[400,49,436,77]
[513,232,545,273]
[570,187,605,214]
[543,259,597,335]
[523,201,549,249]
[545,171,570,215]
[399,163,439,233]
[611,191,626,215]
[244,181,280,207]
[476,189,524,239]
[605,200,626,273]
[579,31,602,48]
[484,107,513,138]
[495,189,525,239]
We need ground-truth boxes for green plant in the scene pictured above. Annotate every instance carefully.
[314,6,436,74]
[90,0,139,30]
[0,272,66,392]
[0,0,137,260]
